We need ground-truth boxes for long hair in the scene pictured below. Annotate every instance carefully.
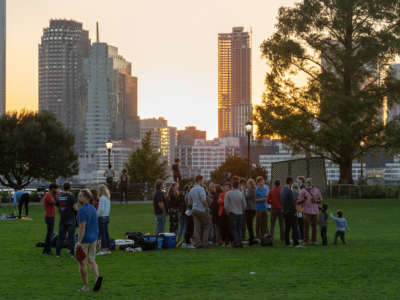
[98,184,111,199]
[168,182,179,198]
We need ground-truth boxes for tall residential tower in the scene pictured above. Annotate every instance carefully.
[0,0,5,114]
[39,20,90,151]
[218,27,252,138]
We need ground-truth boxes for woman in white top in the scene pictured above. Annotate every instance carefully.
[97,184,111,255]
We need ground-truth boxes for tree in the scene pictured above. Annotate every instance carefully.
[0,110,78,189]
[210,156,268,184]
[255,0,400,184]
[125,131,168,189]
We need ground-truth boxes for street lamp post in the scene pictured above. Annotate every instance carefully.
[106,140,113,169]
[245,121,253,179]
[360,141,365,181]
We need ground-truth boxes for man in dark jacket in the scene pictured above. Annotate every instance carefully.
[281,177,301,247]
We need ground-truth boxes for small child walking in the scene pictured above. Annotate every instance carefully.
[319,204,328,246]
[330,209,350,244]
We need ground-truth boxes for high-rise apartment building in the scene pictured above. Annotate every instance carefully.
[0,0,6,115]
[85,26,139,153]
[39,20,90,152]
[177,126,206,146]
[218,27,252,138]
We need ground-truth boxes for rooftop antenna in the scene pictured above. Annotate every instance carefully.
[96,21,99,43]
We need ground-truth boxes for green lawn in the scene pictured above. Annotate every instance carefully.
[0,199,399,300]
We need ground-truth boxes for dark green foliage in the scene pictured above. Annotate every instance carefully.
[125,131,168,188]
[256,0,400,184]
[210,156,268,184]
[0,111,78,189]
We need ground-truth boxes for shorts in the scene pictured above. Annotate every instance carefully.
[76,241,97,263]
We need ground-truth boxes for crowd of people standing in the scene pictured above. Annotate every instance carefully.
[153,174,350,249]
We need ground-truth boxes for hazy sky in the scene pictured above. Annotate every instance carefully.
[5,0,297,138]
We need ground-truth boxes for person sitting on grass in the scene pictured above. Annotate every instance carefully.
[76,189,103,292]
[330,209,350,245]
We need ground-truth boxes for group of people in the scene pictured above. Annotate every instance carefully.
[41,182,110,292]
[153,175,350,249]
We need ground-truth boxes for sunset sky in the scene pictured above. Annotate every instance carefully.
[5,0,297,138]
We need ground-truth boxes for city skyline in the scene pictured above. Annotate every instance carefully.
[4,0,297,138]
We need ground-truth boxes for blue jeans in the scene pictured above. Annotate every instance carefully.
[177,211,186,242]
[229,214,243,247]
[99,216,110,249]
[56,220,76,256]
[155,214,166,235]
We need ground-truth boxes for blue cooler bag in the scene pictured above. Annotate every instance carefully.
[143,235,164,250]
[161,233,177,249]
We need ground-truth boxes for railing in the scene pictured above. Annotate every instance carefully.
[327,184,400,199]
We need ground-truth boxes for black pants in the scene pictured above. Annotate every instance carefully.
[297,216,304,240]
[284,213,299,246]
[56,221,76,256]
[321,226,328,246]
[18,194,30,218]
[43,217,55,254]
[184,215,194,244]
[229,214,243,247]
[169,208,179,234]
[245,209,256,242]
[218,213,233,243]
[334,231,346,244]
[120,185,128,203]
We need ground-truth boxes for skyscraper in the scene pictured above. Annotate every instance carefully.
[39,20,90,151]
[0,0,5,115]
[218,27,252,138]
[85,24,139,153]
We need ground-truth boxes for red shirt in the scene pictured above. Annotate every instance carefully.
[267,187,282,209]
[43,192,56,217]
[217,192,226,216]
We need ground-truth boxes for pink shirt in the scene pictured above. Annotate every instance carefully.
[299,187,322,215]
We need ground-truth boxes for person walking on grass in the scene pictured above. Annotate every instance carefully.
[297,178,322,246]
[189,175,210,248]
[319,204,329,246]
[281,177,301,248]
[76,189,103,292]
[330,209,350,245]
[267,180,284,243]
[224,176,247,248]
[56,182,78,257]
[97,185,111,255]
[153,180,168,235]
[42,183,58,256]
[255,176,269,239]
[245,179,257,245]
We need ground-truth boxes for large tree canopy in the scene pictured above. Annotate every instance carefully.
[0,111,78,189]
[125,131,168,189]
[255,0,400,184]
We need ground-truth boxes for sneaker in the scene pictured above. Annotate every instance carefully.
[182,243,187,248]
[312,242,319,246]
[187,244,196,249]
[295,244,304,248]
[286,244,294,248]
[56,255,61,258]
[97,251,107,256]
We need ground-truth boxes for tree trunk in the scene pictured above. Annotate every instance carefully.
[339,159,354,184]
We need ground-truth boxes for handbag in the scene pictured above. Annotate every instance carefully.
[75,244,86,262]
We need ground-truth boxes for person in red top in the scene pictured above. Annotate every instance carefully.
[43,183,58,255]
[217,182,233,247]
[267,180,284,243]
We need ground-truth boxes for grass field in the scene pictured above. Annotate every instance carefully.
[0,199,399,300]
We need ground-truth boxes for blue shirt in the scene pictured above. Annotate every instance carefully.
[97,195,111,217]
[13,190,29,207]
[78,204,99,244]
[189,184,207,212]
[256,185,269,211]
[330,214,349,232]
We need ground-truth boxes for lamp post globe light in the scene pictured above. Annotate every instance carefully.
[245,121,252,179]
[106,140,113,169]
